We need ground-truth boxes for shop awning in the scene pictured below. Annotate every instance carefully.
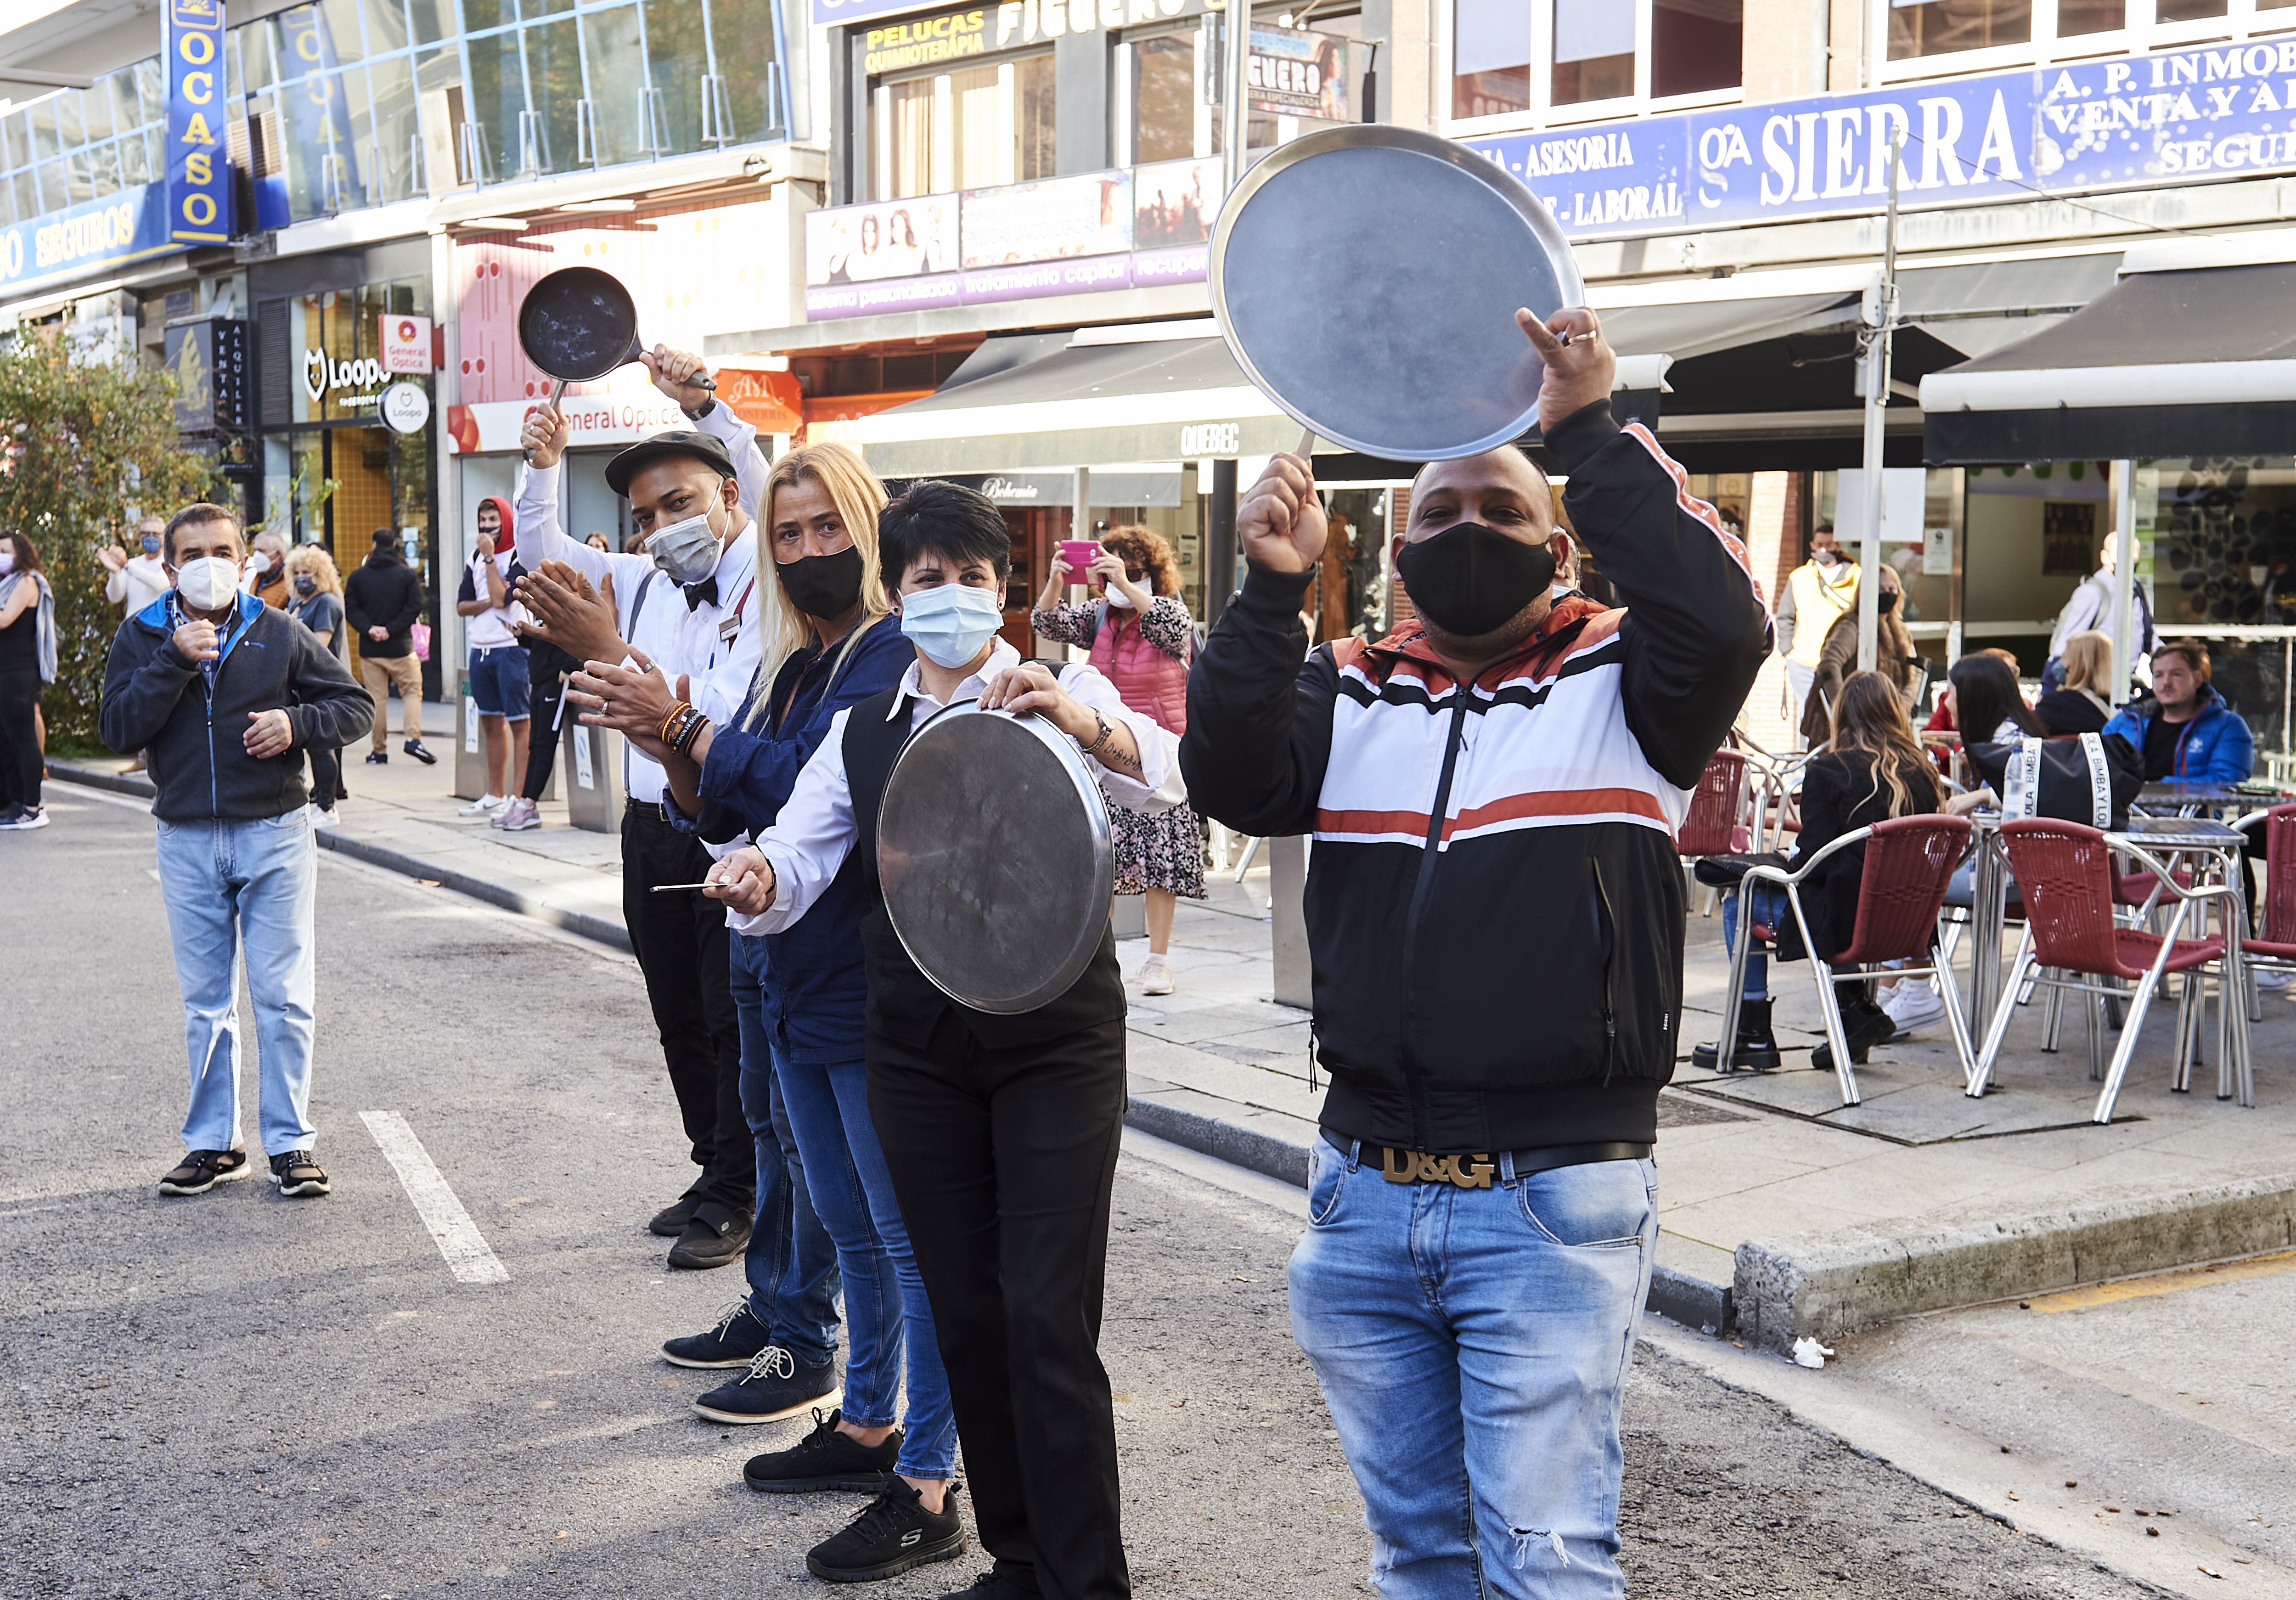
[1919,260,2296,463]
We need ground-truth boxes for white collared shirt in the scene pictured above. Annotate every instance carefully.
[511,403,769,805]
[733,637,1184,937]
[462,552,526,648]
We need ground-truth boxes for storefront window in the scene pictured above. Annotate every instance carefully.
[1453,0,1531,119]
[2156,0,2228,20]
[645,0,712,156]
[2057,1,2124,33]
[1552,0,1634,106]
[1651,0,1742,98]
[1132,33,1201,162]
[1889,1,2031,61]
[872,54,1055,201]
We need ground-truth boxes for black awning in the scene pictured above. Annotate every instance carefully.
[1920,262,2296,463]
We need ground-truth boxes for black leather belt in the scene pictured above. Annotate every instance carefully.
[1322,1131,1651,1189]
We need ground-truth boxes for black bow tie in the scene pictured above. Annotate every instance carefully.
[683,575,719,612]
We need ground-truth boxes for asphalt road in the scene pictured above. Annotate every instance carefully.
[3,787,2155,1599]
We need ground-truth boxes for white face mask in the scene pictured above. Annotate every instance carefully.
[1105,587,1135,609]
[174,555,242,611]
[648,509,725,586]
[900,581,1007,669]
[0,552,13,575]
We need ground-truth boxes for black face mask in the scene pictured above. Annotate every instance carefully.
[1877,589,1899,614]
[777,543,864,621]
[1394,522,1555,639]
[293,575,318,598]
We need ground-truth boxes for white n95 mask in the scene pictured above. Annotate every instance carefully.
[174,556,242,611]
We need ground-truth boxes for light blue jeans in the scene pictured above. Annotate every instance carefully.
[774,1048,959,1479]
[1290,1138,1659,1600]
[154,811,319,1158]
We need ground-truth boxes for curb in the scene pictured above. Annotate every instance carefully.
[1733,1168,2296,1353]
[1122,1073,1734,1332]
[48,761,634,955]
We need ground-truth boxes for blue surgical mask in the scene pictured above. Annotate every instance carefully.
[899,581,1005,670]
[141,534,162,555]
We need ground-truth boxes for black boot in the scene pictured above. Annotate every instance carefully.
[1691,998,1783,1072]
[1812,983,1896,1071]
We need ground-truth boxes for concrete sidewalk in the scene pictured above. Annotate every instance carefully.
[50,737,2296,1352]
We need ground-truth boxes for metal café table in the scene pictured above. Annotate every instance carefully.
[2133,782,2294,820]
[2104,815,2255,1106]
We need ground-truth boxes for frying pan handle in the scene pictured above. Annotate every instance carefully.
[624,333,719,393]
[1295,426,1317,458]
[523,378,568,466]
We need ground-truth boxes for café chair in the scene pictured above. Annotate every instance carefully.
[1970,820,2246,1123]
[1679,748,1749,916]
[2238,802,2296,1025]
[1714,814,1975,1108]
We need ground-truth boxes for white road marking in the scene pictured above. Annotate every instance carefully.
[359,1110,510,1285]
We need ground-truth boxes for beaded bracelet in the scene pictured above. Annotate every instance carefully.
[658,700,693,748]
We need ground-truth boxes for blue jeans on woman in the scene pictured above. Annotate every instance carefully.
[1290,1138,1659,1598]
[1721,881,1790,1001]
[729,932,841,1368]
[774,1047,959,1480]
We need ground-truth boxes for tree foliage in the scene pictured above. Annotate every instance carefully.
[0,329,222,747]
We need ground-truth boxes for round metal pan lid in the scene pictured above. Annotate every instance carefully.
[877,702,1116,1016]
[1210,125,1584,462]
[518,265,643,384]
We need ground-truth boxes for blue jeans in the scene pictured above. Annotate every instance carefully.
[775,1048,959,1479]
[1290,1139,1659,1600]
[154,811,319,1157]
[730,933,841,1365]
[1721,882,1789,1000]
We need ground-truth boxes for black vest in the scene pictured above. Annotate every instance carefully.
[843,686,1125,1050]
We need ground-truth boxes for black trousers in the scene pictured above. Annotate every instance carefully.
[621,804,753,1216]
[521,671,565,801]
[869,1013,1131,1600]
[0,668,42,811]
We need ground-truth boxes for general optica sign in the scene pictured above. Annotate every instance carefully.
[1462,38,2296,242]
[164,0,231,245]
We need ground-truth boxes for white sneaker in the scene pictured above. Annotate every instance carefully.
[460,794,506,815]
[1882,977,1947,1034]
[315,807,340,828]
[1139,954,1175,996]
[2256,966,2295,991]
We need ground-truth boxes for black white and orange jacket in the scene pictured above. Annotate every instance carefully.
[1181,402,1771,1155]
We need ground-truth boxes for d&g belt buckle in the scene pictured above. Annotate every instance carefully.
[1380,1147,1494,1189]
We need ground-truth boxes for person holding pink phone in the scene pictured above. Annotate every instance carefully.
[1035,529,1204,995]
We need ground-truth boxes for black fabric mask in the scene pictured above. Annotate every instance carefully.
[1395,522,1555,638]
[1877,589,1899,614]
[777,544,865,621]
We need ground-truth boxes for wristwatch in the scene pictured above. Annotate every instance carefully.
[681,397,717,422]
[1077,710,1114,759]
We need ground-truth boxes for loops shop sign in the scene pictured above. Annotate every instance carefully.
[304,348,386,411]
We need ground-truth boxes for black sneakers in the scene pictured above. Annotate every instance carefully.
[666,1205,750,1270]
[365,750,388,765]
[269,1149,331,1197]
[649,1194,703,1238]
[693,1345,839,1425]
[661,1301,775,1369]
[805,1481,966,1583]
[404,739,438,766]
[158,1148,251,1196]
[744,1408,901,1494]
[932,1569,1036,1600]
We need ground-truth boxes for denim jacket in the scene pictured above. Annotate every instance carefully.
[698,618,915,1063]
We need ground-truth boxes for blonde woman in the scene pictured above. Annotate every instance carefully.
[1032,524,1205,994]
[2036,630,2113,735]
[573,443,957,1574]
[285,544,350,823]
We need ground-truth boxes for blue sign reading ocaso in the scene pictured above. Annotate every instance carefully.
[164,0,231,245]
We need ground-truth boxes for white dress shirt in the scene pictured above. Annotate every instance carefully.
[512,402,769,806]
[735,637,1184,937]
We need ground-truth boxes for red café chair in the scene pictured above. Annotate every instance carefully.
[2239,802,2296,1016]
[1713,814,1975,1109]
[1679,748,1749,917]
[1970,820,2247,1124]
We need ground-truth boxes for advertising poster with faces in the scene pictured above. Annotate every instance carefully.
[1133,157,1217,249]
[806,196,959,285]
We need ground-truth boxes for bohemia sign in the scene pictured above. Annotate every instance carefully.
[164,0,231,246]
